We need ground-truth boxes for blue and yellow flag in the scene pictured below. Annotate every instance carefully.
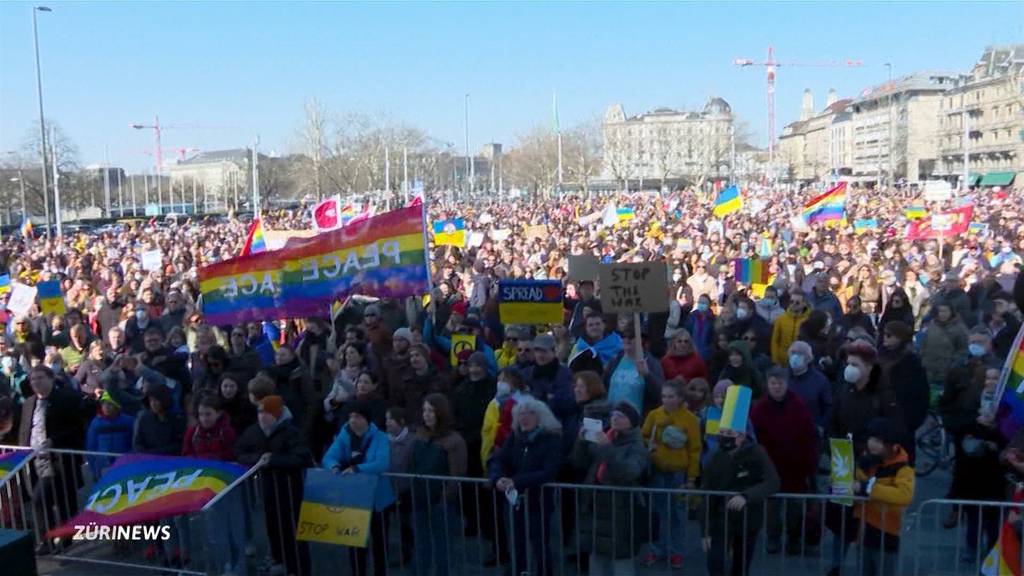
[297,468,377,548]
[432,218,466,247]
[0,450,31,482]
[712,185,742,218]
[719,385,751,433]
[0,274,10,297]
[36,280,66,316]
[498,280,563,325]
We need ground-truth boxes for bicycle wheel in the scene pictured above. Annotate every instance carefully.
[915,416,944,477]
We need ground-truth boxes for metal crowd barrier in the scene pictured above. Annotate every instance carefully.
[3,445,1023,576]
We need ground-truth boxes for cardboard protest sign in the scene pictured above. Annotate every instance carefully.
[567,254,600,282]
[6,283,37,317]
[524,224,548,242]
[597,262,669,313]
[141,250,163,272]
[489,229,512,242]
[450,333,476,366]
[497,280,563,325]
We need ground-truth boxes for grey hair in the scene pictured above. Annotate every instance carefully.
[788,340,813,359]
[512,397,563,435]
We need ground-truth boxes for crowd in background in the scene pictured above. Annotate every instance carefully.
[1,182,1023,576]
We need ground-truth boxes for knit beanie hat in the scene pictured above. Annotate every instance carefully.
[611,401,640,428]
[346,399,374,423]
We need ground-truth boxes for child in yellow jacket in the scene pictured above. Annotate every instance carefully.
[639,381,702,568]
[831,417,914,576]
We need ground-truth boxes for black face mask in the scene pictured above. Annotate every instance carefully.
[858,452,883,471]
[718,436,737,452]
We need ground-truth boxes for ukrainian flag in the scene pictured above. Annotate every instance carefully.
[36,280,66,315]
[616,207,635,222]
[0,274,9,297]
[712,185,742,218]
[433,218,466,247]
[297,469,377,548]
[905,206,926,220]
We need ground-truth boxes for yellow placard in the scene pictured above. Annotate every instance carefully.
[296,501,372,548]
[450,333,477,366]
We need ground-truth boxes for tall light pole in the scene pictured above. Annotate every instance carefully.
[464,93,471,196]
[32,6,52,233]
[251,135,260,218]
[885,63,893,190]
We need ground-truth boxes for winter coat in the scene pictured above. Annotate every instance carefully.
[409,428,467,502]
[487,428,563,511]
[267,360,316,434]
[771,308,810,366]
[827,366,904,454]
[723,314,773,357]
[85,411,135,477]
[640,405,701,478]
[234,409,314,471]
[854,446,914,550]
[387,427,414,494]
[683,310,716,362]
[755,299,785,325]
[390,367,451,424]
[561,397,611,458]
[603,351,665,413]
[717,340,764,398]
[570,427,650,560]
[133,408,186,455]
[930,288,973,328]
[660,352,708,384]
[808,289,843,322]
[919,316,969,384]
[700,441,780,538]
[938,356,990,436]
[322,422,396,511]
[750,391,817,492]
[181,411,237,462]
[523,361,576,421]
[879,348,930,441]
[453,376,495,444]
[787,366,832,427]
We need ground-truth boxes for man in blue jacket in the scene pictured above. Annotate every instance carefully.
[322,401,395,576]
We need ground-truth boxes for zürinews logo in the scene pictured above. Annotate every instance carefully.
[72,524,172,541]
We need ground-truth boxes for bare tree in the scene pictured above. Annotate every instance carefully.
[602,126,633,187]
[299,98,330,200]
[562,118,602,193]
[503,126,559,194]
[16,119,80,215]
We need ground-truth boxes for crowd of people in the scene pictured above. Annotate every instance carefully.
[0,182,1023,576]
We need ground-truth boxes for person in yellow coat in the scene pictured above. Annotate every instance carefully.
[830,417,914,576]
[639,380,702,569]
[771,291,811,366]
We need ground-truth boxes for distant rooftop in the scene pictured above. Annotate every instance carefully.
[176,148,250,166]
[855,71,959,103]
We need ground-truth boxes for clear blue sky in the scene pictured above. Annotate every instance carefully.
[1,1,1021,172]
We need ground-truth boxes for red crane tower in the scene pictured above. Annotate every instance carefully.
[733,45,864,169]
[130,115,234,174]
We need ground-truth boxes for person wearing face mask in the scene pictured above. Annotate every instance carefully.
[938,326,996,479]
[683,294,717,362]
[755,286,785,324]
[724,296,771,357]
[786,341,832,429]
[828,341,904,456]
[828,418,914,576]
[700,390,780,576]
[771,291,811,366]
[125,300,153,353]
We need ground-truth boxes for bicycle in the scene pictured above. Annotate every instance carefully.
[915,408,955,477]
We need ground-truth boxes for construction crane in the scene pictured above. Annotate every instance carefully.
[733,45,864,169]
[130,115,233,175]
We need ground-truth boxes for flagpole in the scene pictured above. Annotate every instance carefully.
[554,91,563,192]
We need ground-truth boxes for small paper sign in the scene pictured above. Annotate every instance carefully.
[141,250,163,272]
[7,283,37,317]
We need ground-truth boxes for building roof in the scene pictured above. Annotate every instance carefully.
[176,148,250,166]
[854,71,959,104]
[971,44,1024,79]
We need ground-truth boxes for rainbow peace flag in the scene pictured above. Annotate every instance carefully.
[432,218,466,247]
[36,279,66,316]
[712,185,742,218]
[905,205,927,220]
[733,258,771,285]
[48,454,246,538]
[802,182,846,224]
[240,217,267,257]
[0,274,10,297]
[200,206,430,326]
[995,325,1024,435]
[0,450,31,482]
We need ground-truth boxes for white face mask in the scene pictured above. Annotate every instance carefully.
[843,365,862,384]
[496,381,511,397]
[135,310,148,322]
[736,307,749,320]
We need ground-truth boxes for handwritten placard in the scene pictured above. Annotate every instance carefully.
[597,262,669,313]
[568,254,600,282]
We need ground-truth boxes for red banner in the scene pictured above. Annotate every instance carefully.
[904,206,972,240]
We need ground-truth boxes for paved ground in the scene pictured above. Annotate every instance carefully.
[34,465,979,576]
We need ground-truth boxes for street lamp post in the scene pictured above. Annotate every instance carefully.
[32,6,52,234]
